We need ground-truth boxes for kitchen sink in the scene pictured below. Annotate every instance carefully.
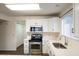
[53,43,67,49]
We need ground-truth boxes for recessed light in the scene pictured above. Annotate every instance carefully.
[5,4,41,11]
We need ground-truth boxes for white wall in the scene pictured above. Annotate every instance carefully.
[16,22,26,47]
[0,13,11,21]
[0,21,16,51]
[74,4,79,37]
[59,4,73,17]
[0,13,27,50]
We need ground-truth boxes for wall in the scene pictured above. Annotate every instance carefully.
[0,14,26,50]
[16,22,26,47]
[0,13,11,21]
[0,21,16,51]
[59,4,73,17]
[59,35,79,56]
[74,4,79,37]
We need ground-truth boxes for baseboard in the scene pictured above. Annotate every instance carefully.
[17,44,23,49]
[42,53,49,56]
[0,49,16,51]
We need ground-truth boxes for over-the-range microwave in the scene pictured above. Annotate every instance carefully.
[30,26,43,32]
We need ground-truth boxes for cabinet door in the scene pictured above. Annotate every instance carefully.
[48,19,54,32]
[48,43,55,56]
[48,17,60,32]
[54,18,61,32]
[24,40,29,54]
[24,45,29,54]
[42,36,49,53]
[42,19,48,32]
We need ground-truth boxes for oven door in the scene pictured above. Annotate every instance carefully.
[29,42,42,55]
[31,44,40,49]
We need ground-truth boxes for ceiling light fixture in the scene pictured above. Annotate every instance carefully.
[5,4,41,10]
[0,0,54,3]
[0,0,37,3]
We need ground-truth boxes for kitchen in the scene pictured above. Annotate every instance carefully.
[0,3,79,56]
[24,16,60,55]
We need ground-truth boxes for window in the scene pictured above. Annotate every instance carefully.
[61,10,74,36]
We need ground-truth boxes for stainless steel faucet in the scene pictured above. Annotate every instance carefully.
[64,36,68,45]
[60,35,68,46]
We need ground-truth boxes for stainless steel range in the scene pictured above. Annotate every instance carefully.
[29,34,42,55]
[29,26,43,55]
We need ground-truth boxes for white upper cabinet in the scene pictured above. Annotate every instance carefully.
[26,19,48,32]
[48,17,61,32]
[26,17,60,32]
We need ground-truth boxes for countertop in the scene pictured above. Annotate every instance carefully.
[49,36,79,56]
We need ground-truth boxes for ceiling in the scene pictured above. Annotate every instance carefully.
[0,3,72,16]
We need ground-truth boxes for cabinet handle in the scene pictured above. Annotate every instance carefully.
[49,51,55,56]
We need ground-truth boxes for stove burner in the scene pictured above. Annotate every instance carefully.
[30,34,42,42]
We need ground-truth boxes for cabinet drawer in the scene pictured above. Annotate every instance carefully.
[24,49,29,54]
[24,44,29,46]
[24,41,28,43]
[24,44,29,47]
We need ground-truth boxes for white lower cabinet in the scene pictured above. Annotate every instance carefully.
[49,50,53,56]
[48,42,56,56]
[42,44,48,53]
[42,35,57,56]
[24,40,29,54]
[48,47,55,56]
[42,36,49,54]
[48,50,55,56]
